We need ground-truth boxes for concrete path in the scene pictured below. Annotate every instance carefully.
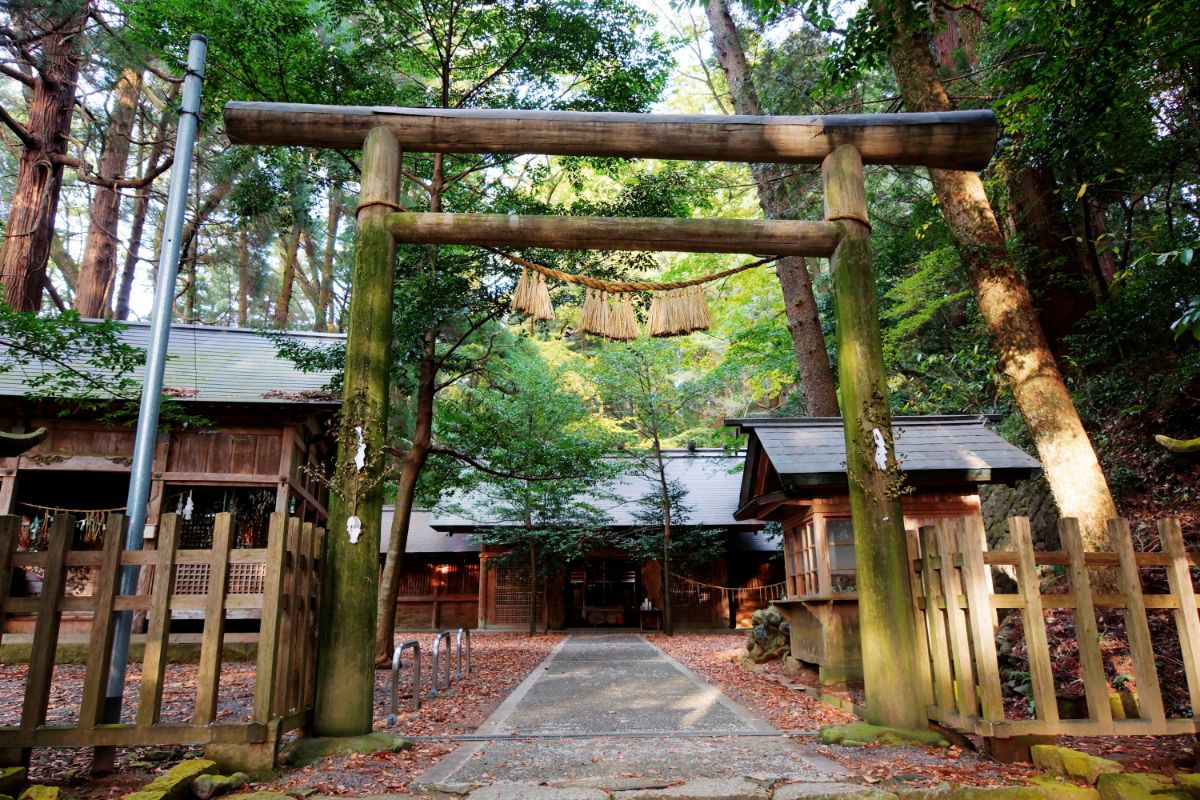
[414,634,851,796]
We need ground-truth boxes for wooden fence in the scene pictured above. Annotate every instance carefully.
[0,511,322,765]
[910,515,1197,740]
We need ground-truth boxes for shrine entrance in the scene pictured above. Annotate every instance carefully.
[567,556,642,628]
[223,101,998,736]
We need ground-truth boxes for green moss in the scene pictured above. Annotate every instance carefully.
[1097,773,1188,800]
[0,767,26,796]
[1030,745,1065,774]
[1060,748,1123,785]
[818,722,950,748]
[281,733,410,767]
[17,787,62,800]
[121,759,217,800]
[1175,775,1200,798]
[898,778,1099,799]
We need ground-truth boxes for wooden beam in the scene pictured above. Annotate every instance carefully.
[224,102,997,170]
[388,213,842,257]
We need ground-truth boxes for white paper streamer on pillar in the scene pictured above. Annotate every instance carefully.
[871,428,888,470]
[347,514,362,544]
[354,425,367,471]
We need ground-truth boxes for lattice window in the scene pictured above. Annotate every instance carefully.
[174,564,210,594]
[493,567,531,624]
[826,518,857,593]
[172,562,266,595]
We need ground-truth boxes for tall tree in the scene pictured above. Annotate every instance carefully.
[704,0,838,415]
[75,68,143,317]
[0,1,89,310]
[588,339,711,635]
[873,0,1118,548]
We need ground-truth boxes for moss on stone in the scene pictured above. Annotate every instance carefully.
[281,732,411,767]
[120,759,217,800]
[898,778,1099,799]
[1060,748,1123,785]
[0,767,26,796]
[819,722,950,748]
[1096,773,1188,800]
[17,787,62,800]
[1030,745,1064,774]
[1175,774,1200,798]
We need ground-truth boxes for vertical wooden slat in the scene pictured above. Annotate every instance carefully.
[919,526,956,714]
[935,519,978,717]
[1160,517,1200,717]
[965,515,999,627]
[1060,518,1113,730]
[1109,517,1166,722]
[272,517,301,716]
[138,515,180,726]
[957,518,1005,725]
[905,528,935,709]
[1011,516,1059,725]
[21,514,74,731]
[288,522,315,714]
[0,515,19,645]
[194,513,234,725]
[253,513,289,723]
[303,527,325,710]
[815,517,831,597]
[79,515,127,727]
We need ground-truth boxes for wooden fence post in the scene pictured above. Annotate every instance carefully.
[957,517,1005,728]
[822,143,924,729]
[81,515,127,727]
[275,518,300,716]
[195,513,234,725]
[138,515,180,726]
[935,519,978,718]
[1060,518,1113,731]
[919,525,956,715]
[21,514,75,755]
[1011,516,1059,726]
[1160,517,1200,718]
[1109,518,1166,723]
[904,529,935,711]
[0,516,18,644]
[253,513,289,723]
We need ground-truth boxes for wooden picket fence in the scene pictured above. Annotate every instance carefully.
[0,511,322,764]
[910,515,1198,740]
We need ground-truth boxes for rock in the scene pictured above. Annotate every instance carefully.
[746,604,790,664]
[1060,749,1123,785]
[817,723,950,749]
[283,789,318,800]
[121,760,218,800]
[466,786,608,800]
[773,782,899,799]
[17,788,62,800]
[191,773,249,800]
[556,778,683,792]
[898,779,1098,799]
[281,732,411,767]
[614,777,769,800]
[1029,745,1064,774]
[1097,773,1188,800]
[0,768,26,796]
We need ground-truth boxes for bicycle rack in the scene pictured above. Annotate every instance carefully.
[455,627,471,680]
[430,630,453,698]
[388,640,421,724]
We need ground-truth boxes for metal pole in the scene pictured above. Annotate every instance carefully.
[103,34,208,722]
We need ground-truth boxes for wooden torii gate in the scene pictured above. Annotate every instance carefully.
[225,102,997,737]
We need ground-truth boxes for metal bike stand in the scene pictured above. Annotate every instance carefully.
[388,640,421,724]
[430,630,452,698]
[455,627,471,680]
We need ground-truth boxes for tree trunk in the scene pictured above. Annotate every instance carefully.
[75,69,143,318]
[374,338,436,666]
[1006,162,1096,357]
[115,83,177,321]
[314,127,401,737]
[527,536,539,637]
[824,144,927,729]
[704,0,839,416]
[883,0,1118,550]
[273,225,302,328]
[318,191,342,331]
[237,226,251,326]
[0,5,87,311]
[653,438,673,636]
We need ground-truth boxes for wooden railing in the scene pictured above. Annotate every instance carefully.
[0,511,322,760]
[909,515,1197,739]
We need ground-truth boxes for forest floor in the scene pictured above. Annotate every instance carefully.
[3,630,1195,798]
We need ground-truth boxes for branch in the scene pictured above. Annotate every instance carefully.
[425,446,598,482]
[49,152,174,188]
[0,63,34,87]
[0,103,37,149]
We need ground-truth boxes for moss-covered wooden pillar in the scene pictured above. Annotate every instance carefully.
[823,144,927,729]
[314,127,401,736]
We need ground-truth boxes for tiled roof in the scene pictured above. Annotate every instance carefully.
[380,508,481,554]
[428,450,763,531]
[0,321,343,404]
[730,416,1041,483]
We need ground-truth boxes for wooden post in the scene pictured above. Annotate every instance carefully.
[195,513,234,725]
[313,126,401,737]
[822,144,925,729]
[138,515,179,726]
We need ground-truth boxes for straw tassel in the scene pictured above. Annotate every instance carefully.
[511,267,555,321]
[687,286,711,332]
[607,292,639,341]
[579,288,610,336]
[510,268,531,315]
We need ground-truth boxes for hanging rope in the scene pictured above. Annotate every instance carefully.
[488,247,781,340]
[670,573,788,610]
[21,502,125,543]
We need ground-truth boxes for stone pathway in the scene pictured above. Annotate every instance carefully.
[413,634,870,798]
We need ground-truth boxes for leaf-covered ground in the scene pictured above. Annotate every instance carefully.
[2,632,563,799]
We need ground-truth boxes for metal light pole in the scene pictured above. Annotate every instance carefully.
[103,34,208,724]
